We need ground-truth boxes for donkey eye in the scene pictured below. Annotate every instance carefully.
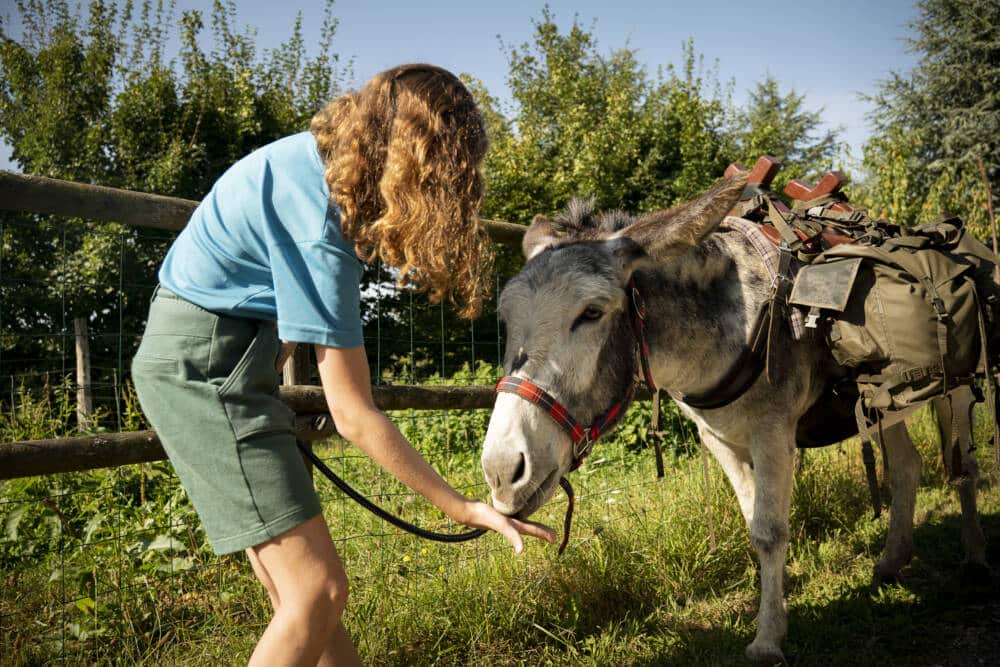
[571,305,605,331]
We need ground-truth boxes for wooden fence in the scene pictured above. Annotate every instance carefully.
[0,170,529,480]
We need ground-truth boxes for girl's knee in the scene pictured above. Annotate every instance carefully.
[322,568,350,618]
[295,567,350,624]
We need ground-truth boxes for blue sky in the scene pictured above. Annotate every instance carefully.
[0,0,920,172]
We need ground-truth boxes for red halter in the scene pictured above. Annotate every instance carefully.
[495,278,657,471]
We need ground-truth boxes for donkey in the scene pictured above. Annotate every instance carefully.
[480,174,989,663]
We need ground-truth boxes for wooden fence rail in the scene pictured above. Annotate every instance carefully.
[0,385,511,479]
[0,170,527,244]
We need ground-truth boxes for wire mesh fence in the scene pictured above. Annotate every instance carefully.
[0,195,708,663]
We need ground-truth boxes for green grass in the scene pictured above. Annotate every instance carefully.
[3,405,999,665]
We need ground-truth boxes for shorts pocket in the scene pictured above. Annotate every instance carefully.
[131,356,180,375]
[217,325,296,440]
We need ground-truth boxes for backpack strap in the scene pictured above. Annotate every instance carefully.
[971,286,996,481]
[767,246,794,385]
[792,195,871,225]
[766,196,804,250]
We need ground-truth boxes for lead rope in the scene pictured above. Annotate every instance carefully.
[649,390,666,477]
[557,478,575,556]
[298,440,487,543]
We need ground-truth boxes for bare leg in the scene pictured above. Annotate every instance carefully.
[745,426,795,664]
[318,623,363,667]
[248,540,360,666]
[246,514,360,667]
[873,423,920,584]
[247,547,281,609]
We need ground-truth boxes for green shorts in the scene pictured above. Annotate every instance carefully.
[131,287,321,554]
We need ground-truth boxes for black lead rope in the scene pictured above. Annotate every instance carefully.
[297,440,487,543]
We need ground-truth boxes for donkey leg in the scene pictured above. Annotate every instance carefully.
[873,422,920,585]
[700,430,755,524]
[934,388,988,570]
[745,430,795,664]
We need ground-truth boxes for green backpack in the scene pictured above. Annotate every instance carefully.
[791,217,998,415]
[786,214,999,513]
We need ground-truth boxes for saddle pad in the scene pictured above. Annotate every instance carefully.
[721,216,806,340]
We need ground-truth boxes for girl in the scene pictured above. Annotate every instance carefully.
[131,64,555,666]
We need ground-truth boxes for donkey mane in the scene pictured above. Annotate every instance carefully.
[553,197,636,236]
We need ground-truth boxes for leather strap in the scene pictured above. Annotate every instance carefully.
[676,299,772,410]
[648,390,666,478]
[627,278,656,388]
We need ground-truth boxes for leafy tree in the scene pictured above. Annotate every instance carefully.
[477,14,843,223]
[478,14,735,223]
[730,75,843,195]
[860,0,999,236]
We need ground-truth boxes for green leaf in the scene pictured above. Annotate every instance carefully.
[66,622,84,640]
[154,555,196,572]
[4,507,27,541]
[82,512,105,543]
[74,597,96,614]
[142,534,179,552]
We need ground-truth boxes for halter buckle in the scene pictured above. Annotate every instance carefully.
[574,430,594,463]
[632,286,647,321]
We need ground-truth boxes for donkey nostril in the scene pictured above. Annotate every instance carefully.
[511,351,528,372]
[511,452,526,485]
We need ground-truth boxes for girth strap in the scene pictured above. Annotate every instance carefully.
[676,298,772,410]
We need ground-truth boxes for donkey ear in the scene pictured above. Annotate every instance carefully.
[606,237,656,277]
[522,214,561,260]
[613,173,747,259]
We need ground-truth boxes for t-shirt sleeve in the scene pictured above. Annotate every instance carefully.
[270,240,364,347]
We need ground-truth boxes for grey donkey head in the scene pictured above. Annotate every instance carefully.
[481,174,747,518]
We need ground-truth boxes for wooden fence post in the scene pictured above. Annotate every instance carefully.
[283,345,315,480]
[74,317,92,430]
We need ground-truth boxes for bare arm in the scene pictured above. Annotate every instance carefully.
[314,344,555,552]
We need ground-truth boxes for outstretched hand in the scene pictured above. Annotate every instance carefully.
[459,501,556,554]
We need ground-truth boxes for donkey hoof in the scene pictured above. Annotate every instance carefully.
[871,565,902,588]
[746,640,785,666]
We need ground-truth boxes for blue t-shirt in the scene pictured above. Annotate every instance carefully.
[159,132,364,348]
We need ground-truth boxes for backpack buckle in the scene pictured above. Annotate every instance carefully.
[805,306,821,328]
[932,297,949,321]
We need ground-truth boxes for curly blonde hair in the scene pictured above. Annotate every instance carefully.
[310,64,493,319]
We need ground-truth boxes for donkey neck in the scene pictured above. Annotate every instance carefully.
[637,231,769,401]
